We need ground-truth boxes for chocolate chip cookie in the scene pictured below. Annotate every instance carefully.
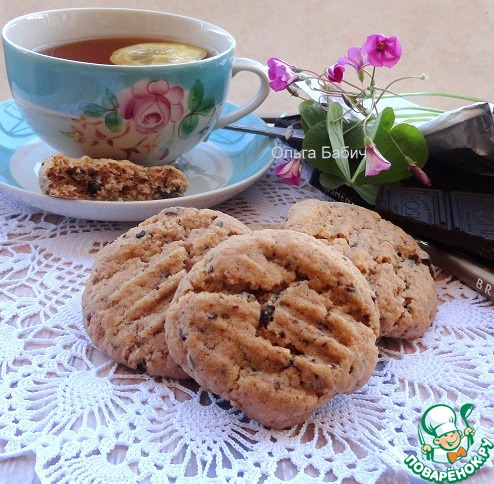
[39,154,189,201]
[82,207,251,378]
[284,200,438,339]
[165,229,380,429]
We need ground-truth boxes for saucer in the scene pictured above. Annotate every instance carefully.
[0,100,276,222]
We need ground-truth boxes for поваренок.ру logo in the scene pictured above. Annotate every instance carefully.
[404,403,493,482]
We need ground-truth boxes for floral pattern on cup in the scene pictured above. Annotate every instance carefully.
[62,79,217,161]
[119,80,185,134]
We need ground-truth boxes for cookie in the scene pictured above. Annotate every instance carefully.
[284,200,438,339]
[39,154,189,201]
[165,229,379,429]
[81,207,251,379]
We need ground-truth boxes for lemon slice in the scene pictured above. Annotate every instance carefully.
[110,42,208,65]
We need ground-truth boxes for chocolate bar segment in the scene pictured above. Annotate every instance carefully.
[376,186,494,262]
[450,192,494,240]
[382,187,449,228]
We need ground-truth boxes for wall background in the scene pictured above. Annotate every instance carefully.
[1,0,492,118]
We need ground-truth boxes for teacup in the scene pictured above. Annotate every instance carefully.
[2,8,270,165]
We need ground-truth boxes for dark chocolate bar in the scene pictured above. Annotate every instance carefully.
[450,192,494,240]
[376,186,494,262]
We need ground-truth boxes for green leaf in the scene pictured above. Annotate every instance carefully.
[352,184,381,205]
[81,103,106,118]
[319,172,345,190]
[369,106,395,140]
[179,114,199,139]
[298,100,326,129]
[302,118,365,181]
[343,121,365,155]
[101,99,114,111]
[354,120,429,186]
[326,103,351,181]
[198,96,215,115]
[102,89,118,110]
[300,117,310,133]
[105,112,123,133]
[302,121,341,177]
[188,79,204,112]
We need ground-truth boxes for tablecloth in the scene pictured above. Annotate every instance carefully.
[0,166,493,483]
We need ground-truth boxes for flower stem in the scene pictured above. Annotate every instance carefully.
[302,69,324,78]
[340,79,367,92]
[374,76,425,105]
[388,132,410,160]
[380,91,487,103]
[350,156,367,184]
[393,106,444,114]
[395,116,440,123]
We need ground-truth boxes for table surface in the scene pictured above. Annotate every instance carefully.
[1,2,493,483]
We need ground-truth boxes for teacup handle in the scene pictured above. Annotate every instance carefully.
[214,58,270,129]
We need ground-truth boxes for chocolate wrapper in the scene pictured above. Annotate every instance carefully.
[420,102,494,176]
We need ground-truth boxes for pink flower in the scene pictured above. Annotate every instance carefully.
[338,47,368,75]
[325,64,345,83]
[364,137,391,176]
[362,34,402,68]
[118,80,184,134]
[273,157,302,185]
[267,58,300,92]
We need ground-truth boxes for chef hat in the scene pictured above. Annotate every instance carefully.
[422,404,458,437]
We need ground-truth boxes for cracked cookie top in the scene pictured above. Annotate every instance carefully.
[284,199,438,339]
[81,207,251,379]
[165,229,379,429]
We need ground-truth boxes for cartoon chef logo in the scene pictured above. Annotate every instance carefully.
[405,403,493,482]
[419,404,475,464]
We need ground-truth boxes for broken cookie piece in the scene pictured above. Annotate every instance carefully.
[38,154,189,201]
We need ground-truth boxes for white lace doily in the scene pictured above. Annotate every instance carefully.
[1,167,493,484]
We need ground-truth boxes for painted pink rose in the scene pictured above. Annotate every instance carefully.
[118,80,185,134]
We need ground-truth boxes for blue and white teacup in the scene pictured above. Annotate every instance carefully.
[2,8,270,165]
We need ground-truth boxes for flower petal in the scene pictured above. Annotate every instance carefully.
[166,86,185,105]
[131,80,154,98]
[362,34,402,68]
[146,80,170,96]
[273,158,302,185]
[267,58,299,91]
[169,103,184,123]
[364,143,391,176]
[338,47,367,72]
[326,64,345,83]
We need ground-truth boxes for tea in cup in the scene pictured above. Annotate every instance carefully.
[2,8,270,165]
